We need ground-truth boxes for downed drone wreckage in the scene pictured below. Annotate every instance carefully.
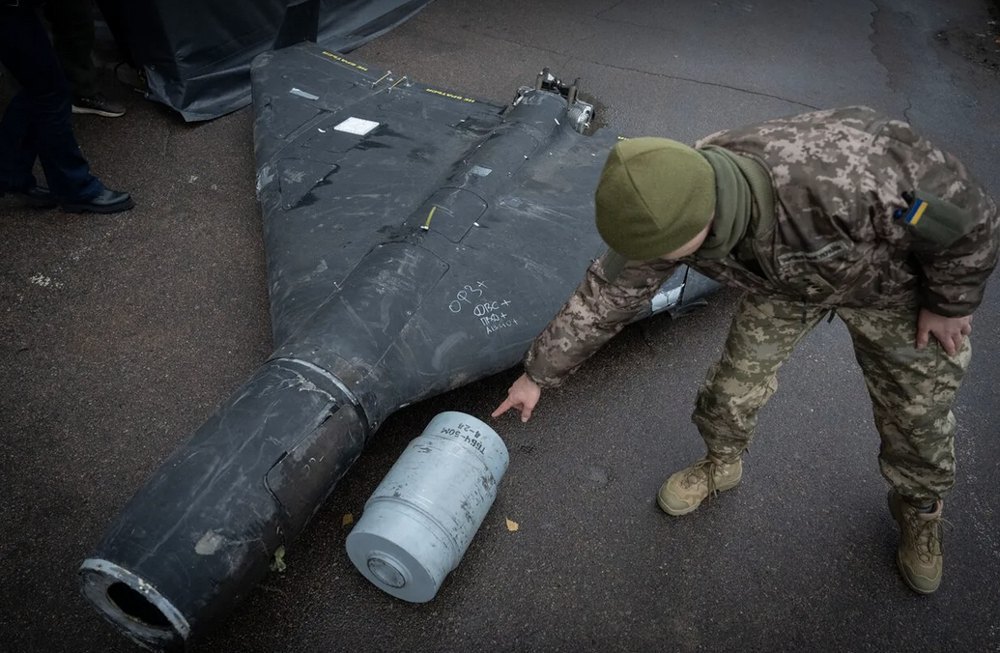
[78,43,717,650]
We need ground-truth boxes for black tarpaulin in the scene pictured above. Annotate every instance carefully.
[105,0,430,121]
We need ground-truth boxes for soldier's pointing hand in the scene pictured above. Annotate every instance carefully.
[492,373,542,423]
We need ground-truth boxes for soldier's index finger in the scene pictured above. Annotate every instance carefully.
[491,400,513,418]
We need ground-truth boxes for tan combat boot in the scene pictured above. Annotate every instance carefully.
[888,490,944,594]
[657,454,742,516]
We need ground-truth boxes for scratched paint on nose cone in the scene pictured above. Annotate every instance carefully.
[346,412,509,603]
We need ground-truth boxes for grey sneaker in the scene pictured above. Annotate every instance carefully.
[72,93,126,118]
[888,490,944,594]
[657,454,743,516]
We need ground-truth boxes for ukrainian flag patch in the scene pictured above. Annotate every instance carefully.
[903,198,929,225]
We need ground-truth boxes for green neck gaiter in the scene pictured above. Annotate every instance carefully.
[696,146,773,260]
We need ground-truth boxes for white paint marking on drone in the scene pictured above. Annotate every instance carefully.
[335,117,380,136]
[289,87,319,100]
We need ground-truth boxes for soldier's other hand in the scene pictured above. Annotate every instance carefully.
[491,373,542,423]
[916,308,972,356]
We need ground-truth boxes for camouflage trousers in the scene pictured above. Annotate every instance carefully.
[692,293,971,502]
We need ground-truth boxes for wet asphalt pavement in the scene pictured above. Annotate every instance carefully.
[2,1,999,651]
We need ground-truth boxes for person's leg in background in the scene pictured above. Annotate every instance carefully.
[0,90,49,202]
[44,0,126,117]
[0,7,100,202]
[0,7,132,212]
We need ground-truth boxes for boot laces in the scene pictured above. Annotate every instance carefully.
[684,457,723,495]
[904,509,946,563]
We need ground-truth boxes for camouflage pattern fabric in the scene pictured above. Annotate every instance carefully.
[691,106,998,317]
[523,250,679,387]
[524,107,997,387]
[695,294,968,500]
[522,107,994,500]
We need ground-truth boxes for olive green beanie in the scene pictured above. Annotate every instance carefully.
[594,137,716,260]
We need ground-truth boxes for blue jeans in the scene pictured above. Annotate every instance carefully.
[0,8,103,200]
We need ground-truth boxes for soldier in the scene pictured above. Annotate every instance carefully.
[492,107,998,595]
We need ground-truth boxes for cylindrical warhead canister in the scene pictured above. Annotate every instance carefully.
[346,411,508,602]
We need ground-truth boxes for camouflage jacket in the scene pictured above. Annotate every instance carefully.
[524,107,999,388]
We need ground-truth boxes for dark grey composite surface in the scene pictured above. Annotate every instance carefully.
[1,1,998,651]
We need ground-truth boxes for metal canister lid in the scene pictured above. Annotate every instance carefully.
[346,530,440,603]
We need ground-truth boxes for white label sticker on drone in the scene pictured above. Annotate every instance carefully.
[334,117,380,135]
